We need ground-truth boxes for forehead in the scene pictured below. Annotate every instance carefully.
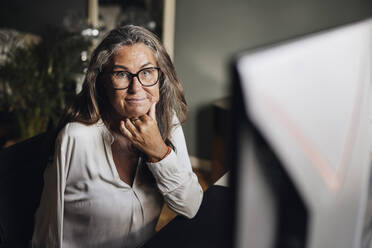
[110,43,157,69]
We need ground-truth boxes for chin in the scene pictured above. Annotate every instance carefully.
[122,106,149,118]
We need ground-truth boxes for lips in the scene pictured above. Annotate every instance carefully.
[126,97,146,102]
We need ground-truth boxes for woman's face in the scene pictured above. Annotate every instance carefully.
[106,43,160,119]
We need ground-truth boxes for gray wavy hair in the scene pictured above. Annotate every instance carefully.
[56,25,187,147]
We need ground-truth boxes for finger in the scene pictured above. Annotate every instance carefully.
[125,118,140,136]
[120,120,133,139]
[148,102,157,121]
[130,117,142,127]
[139,114,150,123]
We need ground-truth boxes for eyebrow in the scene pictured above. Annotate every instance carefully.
[112,62,154,71]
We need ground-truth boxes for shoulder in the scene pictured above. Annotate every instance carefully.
[169,115,186,147]
[57,121,104,143]
[170,114,182,136]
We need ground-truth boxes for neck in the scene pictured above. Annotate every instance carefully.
[102,108,124,134]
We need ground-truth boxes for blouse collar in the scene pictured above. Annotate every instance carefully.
[97,119,115,145]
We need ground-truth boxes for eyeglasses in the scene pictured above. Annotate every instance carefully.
[108,67,161,90]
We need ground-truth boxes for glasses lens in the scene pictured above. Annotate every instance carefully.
[138,68,159,86]
[112,71,130,89]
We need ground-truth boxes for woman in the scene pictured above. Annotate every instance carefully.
[32,25,203,248]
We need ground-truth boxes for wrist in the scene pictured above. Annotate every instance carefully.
[148,146,171,163]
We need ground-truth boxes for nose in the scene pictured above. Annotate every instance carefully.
[128,76,143,93]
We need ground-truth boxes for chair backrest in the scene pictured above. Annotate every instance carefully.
[0,133,49,247]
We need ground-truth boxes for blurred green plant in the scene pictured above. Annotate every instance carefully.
[0,28,91,141]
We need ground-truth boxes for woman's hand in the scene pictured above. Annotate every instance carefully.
[120,102,169,162]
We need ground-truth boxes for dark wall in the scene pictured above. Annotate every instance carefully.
[174,0,372,160]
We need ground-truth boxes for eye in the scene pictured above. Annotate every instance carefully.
[113,71,129,78]
[141,68,156,77]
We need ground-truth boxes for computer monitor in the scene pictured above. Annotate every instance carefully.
[231,18,372,248]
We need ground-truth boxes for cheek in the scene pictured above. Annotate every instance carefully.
[153,90,160,102]
[109,91,126,110]
[147,86,160,102]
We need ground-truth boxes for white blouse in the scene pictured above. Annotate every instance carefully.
[32,119,203,248]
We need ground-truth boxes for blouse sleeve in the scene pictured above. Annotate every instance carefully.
[32,126,74,247]
[146,117,203,218]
